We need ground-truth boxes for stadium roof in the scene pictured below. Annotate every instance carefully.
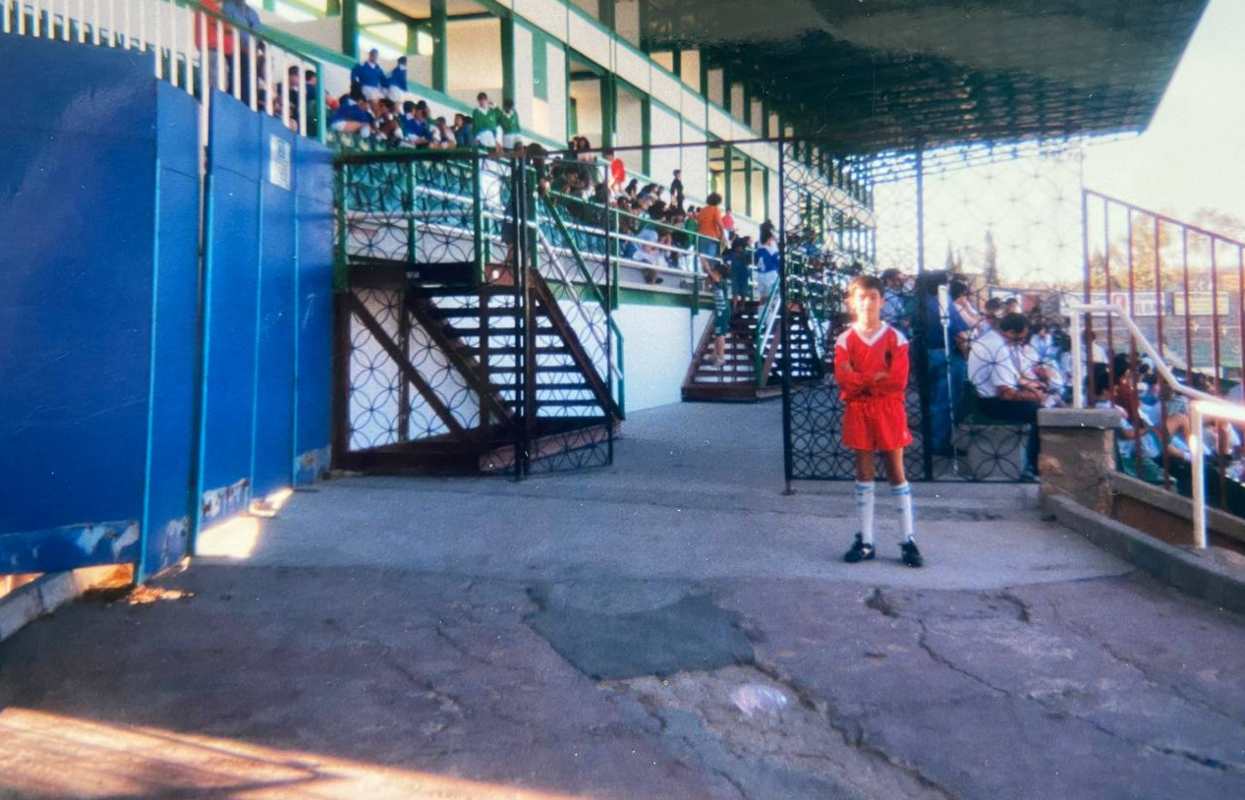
[642,0,1210,156]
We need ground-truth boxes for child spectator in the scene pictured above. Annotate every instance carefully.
[754,231,780,304]
[608,151,626,193]
[499,98,523,151]
[329,89,374,137]
[400,101,431,146]
[670,169,684,209]
[707,259,731,366]
[835,275,922,567]
[696,192,726,275]
[431,116,453,149]
[724,235,752,311]
[387,56,409,102]
[351,49,387,102]
[453,113,473,147]
[472,92,502,152]
[374,98,402,144]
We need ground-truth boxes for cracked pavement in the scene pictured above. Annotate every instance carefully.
[2,403,1244,798]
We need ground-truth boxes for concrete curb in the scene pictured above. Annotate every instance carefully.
[1047,494,1245,616]
[0,567,129,642]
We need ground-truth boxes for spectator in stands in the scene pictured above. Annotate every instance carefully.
[400,101,431,146]
[351,49,387,102]
[696,192,726,276]
[624,178,639,199]
[374,98,402,144]
[725,235,753,311]
[472,93,503,153]
[920,272,967,456]
[452,113,472,147]
[1004,297,1022,316]
[880,269,908,330]
[329,88,374,137]
[968,312,1047,477]
[499,98,523,152]
[431,117,453,150]
[387,56,408,102]
[759,219,774,247]
[707,259,731,366]
[950,279,981,332]
[303,69,319,132]
[635,225,664,285]
[670,169,684,209]
[722,207,736,239]
[984,296,1003,322]
[607,151,625,193]
[754,230,780,305]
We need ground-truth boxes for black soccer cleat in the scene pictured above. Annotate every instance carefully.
[900,539,924,568]
[844,533,876,563]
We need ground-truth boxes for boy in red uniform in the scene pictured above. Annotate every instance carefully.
[835,275,924,567]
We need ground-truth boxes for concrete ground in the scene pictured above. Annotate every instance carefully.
[2,402,1245,799]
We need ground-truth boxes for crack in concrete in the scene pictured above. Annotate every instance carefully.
[748,661,958,800]
[874,590,1243,778]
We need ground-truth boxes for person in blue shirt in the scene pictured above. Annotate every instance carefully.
[351,49,387,102]
[387,56,409,102]
[329,90,374,137]
[754,232,781,305]
[921,274,973,456]
[400,100,432,146]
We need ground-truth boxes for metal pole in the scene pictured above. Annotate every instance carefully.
[915,145,933,480]
[778,137,794,493]
[1071,311,1084,408]
[1191,402,1207,549]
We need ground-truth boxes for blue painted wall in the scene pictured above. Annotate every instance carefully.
[0,41,333,579]
[198,93,334,528]
[0,38,181,573]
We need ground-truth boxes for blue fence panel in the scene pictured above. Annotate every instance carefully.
[199,95,263,526]
[141,84,202,578]
[0,39,196,574]
[251,116,299,499]
[294,137,335,484]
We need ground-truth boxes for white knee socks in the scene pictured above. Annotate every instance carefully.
[856,482,875,545]
[892,482,915,541]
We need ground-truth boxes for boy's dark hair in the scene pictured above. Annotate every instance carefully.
[477,91,488,101]
[984,297,1003,313]
[847,274,884,298]
[881,268,902,284]
[999,312,1029,335]
[949,279,970,300]
[403,101,416,113]
[706,192,722,206]
[1092,363,1112,397]
[1112,352,1134,380]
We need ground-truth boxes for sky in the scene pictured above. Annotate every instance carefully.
[1083,0,1245,223]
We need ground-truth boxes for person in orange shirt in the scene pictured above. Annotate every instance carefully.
[695,192,725,276]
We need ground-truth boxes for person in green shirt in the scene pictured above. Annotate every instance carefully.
[472,92,502,153]
[499,98,523,153]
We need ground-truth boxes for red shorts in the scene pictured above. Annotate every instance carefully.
[842,395,912,452]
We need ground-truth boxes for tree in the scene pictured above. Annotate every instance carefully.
[943,241,962,273]
[983,228,999,287]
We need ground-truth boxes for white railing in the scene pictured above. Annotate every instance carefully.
[1068,299,1233,549]
[2,0,324,141]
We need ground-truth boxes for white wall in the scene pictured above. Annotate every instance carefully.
[650,104,681,187]
[447,18,503,106]
[513,23,535,132]
[546,43,567,143]
[614,304,711,411]
[258,14,342,55]
[570,78,603,145]
[616,90,644,173]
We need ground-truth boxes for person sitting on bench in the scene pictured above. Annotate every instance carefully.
[967,312,1052,478]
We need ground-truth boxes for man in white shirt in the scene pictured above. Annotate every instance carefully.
[968,313,1046,476]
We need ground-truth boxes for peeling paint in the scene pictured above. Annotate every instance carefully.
[201,479,251,525]
[0,520,141,575]
[294,445,331,486]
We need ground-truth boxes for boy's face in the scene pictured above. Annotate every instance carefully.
[851,287,882,324]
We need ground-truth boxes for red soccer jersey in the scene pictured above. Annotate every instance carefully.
[833,322,913,452]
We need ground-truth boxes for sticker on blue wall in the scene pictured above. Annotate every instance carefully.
[269,135,292,190]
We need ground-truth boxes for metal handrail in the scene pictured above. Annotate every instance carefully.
[1068,300,1232,549]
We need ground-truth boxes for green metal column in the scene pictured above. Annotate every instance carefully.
[602,74,616,149]
[431,0,448,93]
[501,14,515,102]
[341,0,359,59]
[600,0,615,30]
[641,97,651,176]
